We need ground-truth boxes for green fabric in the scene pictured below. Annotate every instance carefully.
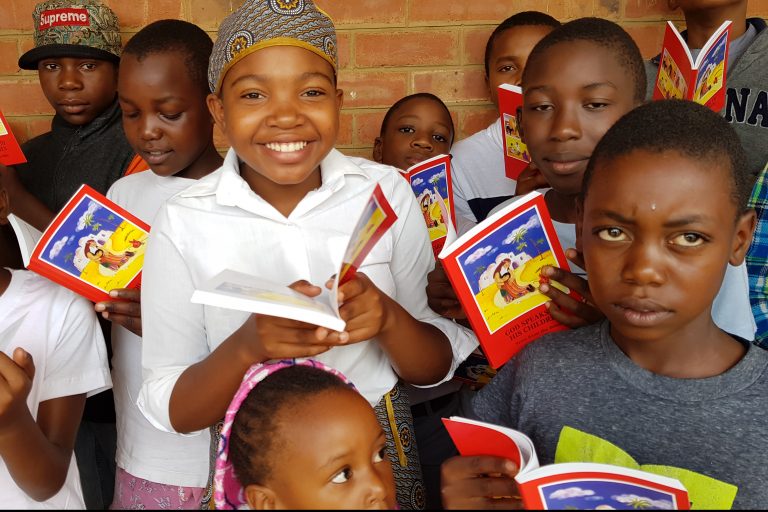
[554,426,738,510]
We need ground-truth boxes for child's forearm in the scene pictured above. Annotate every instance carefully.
[0,165,54,231]
[0,395,83,502]
[169,326,257,433]
[378,298,453,385]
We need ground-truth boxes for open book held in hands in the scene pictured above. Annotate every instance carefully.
[400,154,454,257]
[17,184,150,303]
[498,84,531,180]
[438,191,574,368]
[653,20,732,111]
[0,110,26,166]
[191,184,397,331]
[442,417,691,510]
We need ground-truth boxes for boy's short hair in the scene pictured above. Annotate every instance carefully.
[18,0,121,70]
[379,93,455,143]
[484,11,561,77]
[124,20,214,96]
[583,99,751,212]
[522,17,647,103]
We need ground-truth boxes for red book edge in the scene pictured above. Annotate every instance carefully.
[517,469,691,510]
[441,418,522,469]
[0,110,27,166]
[27,184,151,303]
[338,183,398,286]
[440,193,574,368]
[498,84,529,181]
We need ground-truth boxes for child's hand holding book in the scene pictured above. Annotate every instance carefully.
[441,454,522,510]
[95,288,143,336]
[538,248,603,329]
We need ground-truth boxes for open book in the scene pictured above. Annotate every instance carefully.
[191,184,397,331]
[8,214,42,267]
[442,417,691,510]
[0,110,26,166]
[653,20,732,111]
[438,191,574,368]
[400,154,454,257]
[498,84,530,180]
[16,184,150,303]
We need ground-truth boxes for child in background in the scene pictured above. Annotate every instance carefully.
[0,181,112,508]
[512,17,755,338]
[92,20,223,509]
[451,11,560,230]
[373,93,454,172]
[374,92,466,509]
[214,360,396,510]
[441,99,767,510]
[138,2,476,509]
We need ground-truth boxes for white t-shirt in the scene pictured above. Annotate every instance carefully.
[491,193,756,340]
[138,148,479,434]
[452,119,517,233]
[107,172,211,487]
[0,269,111,509]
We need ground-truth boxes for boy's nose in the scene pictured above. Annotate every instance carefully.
[549,107,581,142]
[58,67,83,90]
[267,99,304,129]
[140,118,163,141]
[412,137,433,151]
[621,243,666,286]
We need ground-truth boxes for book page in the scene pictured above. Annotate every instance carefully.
[8,214,42,267]
[692,26,729,109]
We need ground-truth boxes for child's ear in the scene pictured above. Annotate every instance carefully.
[207,93,226,131]
[373,137,384,163]
[245,484,278,510]
[336,87,344,110]
[729,208,757,266]
[516,106,526,144]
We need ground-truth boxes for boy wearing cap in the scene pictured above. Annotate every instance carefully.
[0,1,146,508]
[137,1,477,508]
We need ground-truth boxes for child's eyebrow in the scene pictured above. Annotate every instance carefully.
[230,71,333,88]
[396,114,451,130]
[583,81,619,91]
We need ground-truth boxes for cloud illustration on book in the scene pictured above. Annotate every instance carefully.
[549,487,596,499]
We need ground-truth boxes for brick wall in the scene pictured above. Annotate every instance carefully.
[1,0,767,158]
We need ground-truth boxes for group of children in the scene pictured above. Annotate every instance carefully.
[0,0,767,509]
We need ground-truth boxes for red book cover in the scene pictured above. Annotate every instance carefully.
[653,20,731,112]
[438,191,574,368]
[27,184,150,303]
[0,110,27,166]
[498,84,530,180]
[442,417,538,471]
[401,154,454,257]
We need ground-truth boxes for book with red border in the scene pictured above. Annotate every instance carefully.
[438,191,574,368]
[400,154,454,257]
[27,184,150,303]
[653,20,731,111]
[498,84,530,180]
[0,110,27,166]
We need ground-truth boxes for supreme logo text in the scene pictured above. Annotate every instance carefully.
[39,8,90,30]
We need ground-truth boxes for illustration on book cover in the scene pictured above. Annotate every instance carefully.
[538,479,680,510]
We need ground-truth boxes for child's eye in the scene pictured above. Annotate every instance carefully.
[529,104,553,113]
[241,91,264,100]
[161,112,183,121]
[584,101,610,110]
[80,62,98,71]
[122,111,140,120]
[433,134,448,143]
[597,227,628,241]
[331,467,352,484]
[498,64,518,73]
[398,126,415,134]
[373,446,387,463]
[42,62,59,71]
[670,233,706,247]
[303,89,326,97]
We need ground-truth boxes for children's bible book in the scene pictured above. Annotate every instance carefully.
[442,417,691,511]
[400,154,454,257]
[438,191,574,368]
[192,184,397,331]
[498,84,530,180]
[23,184,150,303]
[0,110,26,166]
[653,20,732,111]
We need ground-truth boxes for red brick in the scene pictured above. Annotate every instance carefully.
[625,0,678,19]
[336,32,352,70]
[353,111,385,147]
[315,0,407,26]
[105,0,146,30]
[338,71,408,108]
[625,23,667,59]
[337,111,353,146]
[189,0,235,32]
[409,1,558,24]
[462,27,494,67]
[0,80,51,116]
[748,0,768,17]
[458,106,498,140]
[355,30,459,68]
[147,0,183,20]
[0,40,21,75]
[0,0,38,32]
[412,68,489,103]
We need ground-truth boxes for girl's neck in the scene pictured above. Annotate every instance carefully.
[175,143,224,180]
[545,189,579,224]
[683,3,747,49]
[241,164,322,218]
[610,314,746,379]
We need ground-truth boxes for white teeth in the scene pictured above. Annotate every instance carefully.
[265,141,308,152]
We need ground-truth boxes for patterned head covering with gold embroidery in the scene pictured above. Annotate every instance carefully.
[208,0,338,93]
[18,0,121,70]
